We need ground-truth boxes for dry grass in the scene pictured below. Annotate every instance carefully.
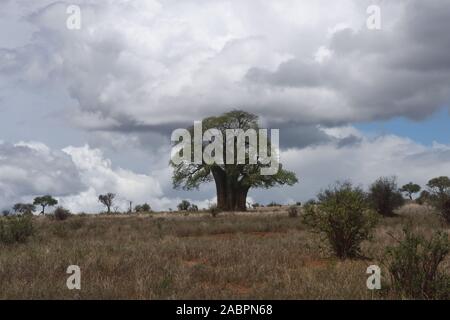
[0,204,448,299]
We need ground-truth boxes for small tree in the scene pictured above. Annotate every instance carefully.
[98,193,116,213]
[13,203,36,216]
[427,176,450,196]
[303,182,378,259]
[177,200,191,211]
[368,176,405,216]
[427,176,450,223]
[33,195,58,215]
[400,183,421,200]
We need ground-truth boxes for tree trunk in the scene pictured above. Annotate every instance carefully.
[212,167,227,210]
[212,167,249,212]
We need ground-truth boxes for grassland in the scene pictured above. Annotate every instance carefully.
[0,204,448,299]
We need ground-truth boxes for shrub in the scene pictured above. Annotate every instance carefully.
[188,204,199,212]
[368,176,405,216]
[13,203,35,215]
[252,203,261,209]
[267,201,282,207]
[416,190,431,205]
[177,200,191,211]
[385,227,450,299]
[288,205,299,218]
[53,206,71,221]
[2,210,10,217]
[209,204,221,217]
[303,182,378,259]
[304,199,317,206]
[0,215,34,244]
[426,176,450,224]
[135,203,152,213]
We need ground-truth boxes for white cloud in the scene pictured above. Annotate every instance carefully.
[0,141,85,210]
[61,145,171,212]
[278,130,450,202]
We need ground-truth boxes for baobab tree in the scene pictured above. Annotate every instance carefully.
[171,110,298,211]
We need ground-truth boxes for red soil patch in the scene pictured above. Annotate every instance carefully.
[302,258,330,268]
[225,283,251,295]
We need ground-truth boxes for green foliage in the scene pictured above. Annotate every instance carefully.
[13,203,36,215]
[267,202,282,207]
[288,205,299,218]
[385,227,450,299]
[53,206,71,221]
[188,204,199,212]
[135,203,152,213]
[98,193,116,213]
[427,176,450,195]
[0,215,34,244]
[368,177,405,216]
[426,176,450,223]
[303,182,378,259]
[416,190,431,205]
[304,199,317,206]
[33,195,58,214]
[177,200,191,211]
[170,110,298,211]
[400,182,421,200]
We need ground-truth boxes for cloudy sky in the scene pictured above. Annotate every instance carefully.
[1,0,450,212]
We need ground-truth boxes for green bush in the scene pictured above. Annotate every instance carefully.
[426,176,450,224]
[209,204,221,217]
[177,200,191,211]
[135,203,152,213]
[368,176,405,216]
[0,215,34,244]
[385,228,450,299]
[188,204,199,212]
[303,182,378,259]
[53,206,71,221]
[267,202,282,207]
[416,190,431,205]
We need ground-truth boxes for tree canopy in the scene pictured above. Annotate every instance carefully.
[33,195,58,215]
[171,110,298,211]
